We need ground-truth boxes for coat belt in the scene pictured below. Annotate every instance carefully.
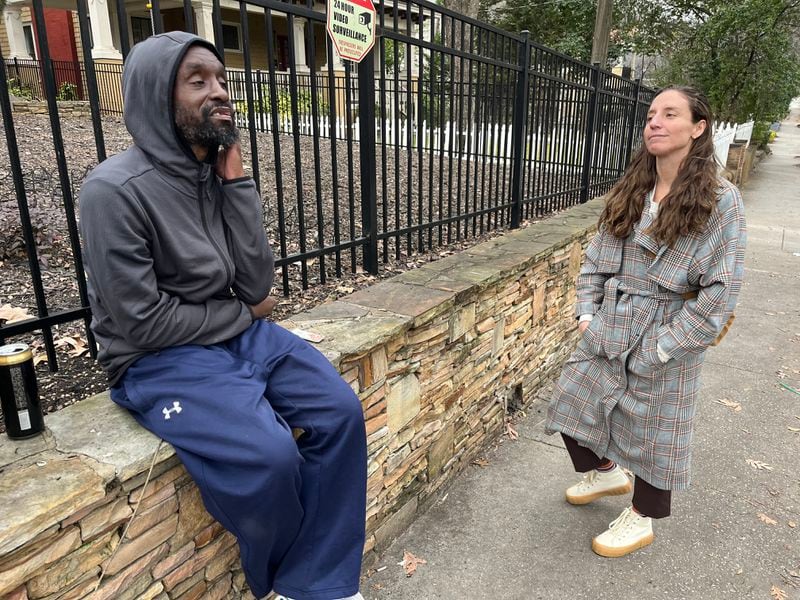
[598,278,693,359]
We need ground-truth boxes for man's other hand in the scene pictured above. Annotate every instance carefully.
[217,142,246,181]
[250,296,278,319]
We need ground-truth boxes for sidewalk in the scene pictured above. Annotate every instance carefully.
[363,105,800,600]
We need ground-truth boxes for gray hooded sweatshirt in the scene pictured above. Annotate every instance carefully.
[79,32,273,385]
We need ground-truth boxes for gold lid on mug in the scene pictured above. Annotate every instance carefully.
[0,343,33,366]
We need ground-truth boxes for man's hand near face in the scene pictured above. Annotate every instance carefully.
[217,141,246,181]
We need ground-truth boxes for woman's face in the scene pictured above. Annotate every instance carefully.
[644,90,707,161]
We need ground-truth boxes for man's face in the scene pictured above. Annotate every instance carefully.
[173,45,238,155]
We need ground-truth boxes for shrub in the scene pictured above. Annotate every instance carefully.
[7,78,33,100]
[234,86,329,118]
[56,82,79,101]
[751,121,772,148]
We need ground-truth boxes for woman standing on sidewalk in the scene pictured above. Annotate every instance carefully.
[545,86,746,558]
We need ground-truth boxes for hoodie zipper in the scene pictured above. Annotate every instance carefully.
[197,177,234,288]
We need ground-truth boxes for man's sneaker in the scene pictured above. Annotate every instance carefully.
[565,465,632,505]
[592,507,654,558]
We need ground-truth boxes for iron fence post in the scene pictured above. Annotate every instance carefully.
[31,0,95,363]
[510,31,531,229]
[183,0,194,34]
[580,62,601,204]
[76,0,107,162]
[357,53,379,275]
[624,77,642,167]
[116,0,130,58]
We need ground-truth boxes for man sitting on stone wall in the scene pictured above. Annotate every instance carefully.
[79,31,367,600]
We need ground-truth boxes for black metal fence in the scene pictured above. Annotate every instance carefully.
[0,0,655,371]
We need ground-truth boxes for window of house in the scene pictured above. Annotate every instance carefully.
[23,24,36,58]
[276,35,289,70]
[131,16,153,45]
[221,23,241,52]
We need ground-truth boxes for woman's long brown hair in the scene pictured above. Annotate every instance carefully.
[599,86,719,247]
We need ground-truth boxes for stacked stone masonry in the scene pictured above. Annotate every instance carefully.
[10,100,93,117]
[0,199,604,599]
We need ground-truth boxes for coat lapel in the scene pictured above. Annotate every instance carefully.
[633,196,663,259]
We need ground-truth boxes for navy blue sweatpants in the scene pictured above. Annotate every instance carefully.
[110,320,367,600]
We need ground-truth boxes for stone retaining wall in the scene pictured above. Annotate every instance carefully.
[11,100,92,117]
[0,199,604,600]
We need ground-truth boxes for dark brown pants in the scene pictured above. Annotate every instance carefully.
[561,434,672,519]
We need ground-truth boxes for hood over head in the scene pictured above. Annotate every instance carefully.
[122,31,223,177]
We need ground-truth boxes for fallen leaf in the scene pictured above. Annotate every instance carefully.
[0,304,33,323]
[789,521,797,528]
[504,421,519,440]
[55,335,89,358]
[758,513,778,525]
[770,586,787,600]
[714,398,742,412]
[400,550,427,577]
[32,351,47,366]
[746,459,774,471]
[471,457,490,467]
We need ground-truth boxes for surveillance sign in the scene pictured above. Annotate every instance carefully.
[326,0,376,63]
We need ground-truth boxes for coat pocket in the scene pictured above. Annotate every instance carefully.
[627,326,666,377]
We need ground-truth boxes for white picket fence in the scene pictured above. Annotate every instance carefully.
[713,120,754,168]
[241,110,753,172]
[239,111,601,167]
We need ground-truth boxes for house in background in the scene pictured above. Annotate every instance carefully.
[2,0,426,117]
[1,0,425,74]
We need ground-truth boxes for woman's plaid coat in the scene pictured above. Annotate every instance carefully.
[546,179,746,491]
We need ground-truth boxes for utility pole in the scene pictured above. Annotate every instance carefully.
[590,0,613,67]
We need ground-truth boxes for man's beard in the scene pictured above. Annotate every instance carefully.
[175,103,239,150]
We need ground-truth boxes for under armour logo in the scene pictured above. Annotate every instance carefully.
[162,401,182,420]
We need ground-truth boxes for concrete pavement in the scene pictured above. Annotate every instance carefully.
[361,103,800,600]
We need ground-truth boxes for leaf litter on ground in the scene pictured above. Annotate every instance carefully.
[714,397,742,412]
[0,303,33,323]
[400,550,427,577]
[504,419,519,440]
[746,459,774,471]
[770,585,788,600]
[757,513,778,525]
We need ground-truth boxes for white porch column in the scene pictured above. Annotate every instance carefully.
[88,0,122,60]
[3,7,32,59]
[193,1,215,46]
[292,17,310,72]
[410,20,420,76]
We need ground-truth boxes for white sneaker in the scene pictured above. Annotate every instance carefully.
[565,466,632,505]
[592,507,654,558]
